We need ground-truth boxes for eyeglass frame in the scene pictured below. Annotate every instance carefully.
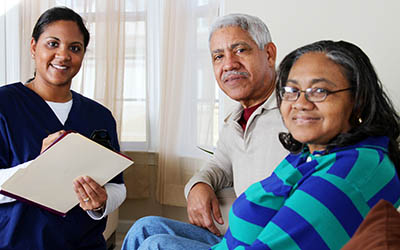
[279,86,353,103]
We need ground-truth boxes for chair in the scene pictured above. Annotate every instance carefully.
[103,209,119,250]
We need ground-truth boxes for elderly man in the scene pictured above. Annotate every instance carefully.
[185,13,287,237]
[122,13,287,250]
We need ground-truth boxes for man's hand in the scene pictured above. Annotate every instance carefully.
[187,183,224,236]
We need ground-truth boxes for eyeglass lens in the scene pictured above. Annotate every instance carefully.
[281,87,327,102]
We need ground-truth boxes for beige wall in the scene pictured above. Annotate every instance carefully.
[223,0,400,109]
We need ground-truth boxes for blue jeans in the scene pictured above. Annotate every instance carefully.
[121,216,223,250]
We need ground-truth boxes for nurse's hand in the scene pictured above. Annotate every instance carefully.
[73,176,107,211]
[40,130,66,153]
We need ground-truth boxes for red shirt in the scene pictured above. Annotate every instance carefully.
[238,102,263,131]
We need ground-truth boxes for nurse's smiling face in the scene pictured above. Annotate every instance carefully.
[279,52,354,152]
[30,20,85,88]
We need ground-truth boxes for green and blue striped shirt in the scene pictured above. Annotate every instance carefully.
[211,136,400,250]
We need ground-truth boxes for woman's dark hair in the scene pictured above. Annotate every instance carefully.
[276,40,400,172]
[32,6,90,50]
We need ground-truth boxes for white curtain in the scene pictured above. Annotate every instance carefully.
[157,0,220,206]
[0,1,21,84]
[19,0,55,82]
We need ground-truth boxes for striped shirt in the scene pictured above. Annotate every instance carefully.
[211,136,400,250]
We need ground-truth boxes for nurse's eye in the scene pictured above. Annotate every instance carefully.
[47,41,59,48]
[70,45,82,53]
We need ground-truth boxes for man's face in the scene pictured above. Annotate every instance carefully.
[210,26,276,108]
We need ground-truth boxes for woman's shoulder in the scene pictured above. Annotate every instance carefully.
[0,82,26,106]
[322,136,397,192]
[322,137,389,175]
[71,91,113,116]
[0,82,24,96]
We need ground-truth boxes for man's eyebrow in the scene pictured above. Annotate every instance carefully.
[230,42,251,49]
[211,48,224,54]
[211,42,252,54]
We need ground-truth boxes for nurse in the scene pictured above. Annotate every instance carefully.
[0,6,125,250]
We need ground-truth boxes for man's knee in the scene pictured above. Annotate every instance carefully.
[139,234,174,250]
[123,216,166,249]
[134,216,163,230]
[127,216,165,238]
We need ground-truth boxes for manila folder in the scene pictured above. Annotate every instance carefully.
[0,132,133,216]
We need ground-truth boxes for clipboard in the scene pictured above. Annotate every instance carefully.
[0,132,133,216]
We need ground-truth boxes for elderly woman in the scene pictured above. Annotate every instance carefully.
[123,40,400,250]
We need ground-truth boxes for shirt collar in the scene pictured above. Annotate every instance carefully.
[300,136,390,156]
[224,91,278,123]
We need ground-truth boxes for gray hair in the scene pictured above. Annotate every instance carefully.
[209,13,272,49]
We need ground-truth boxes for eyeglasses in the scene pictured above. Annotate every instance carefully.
[279,86,353,103]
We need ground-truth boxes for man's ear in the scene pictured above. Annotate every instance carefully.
[264,42,277,67]
[30,38,37,58]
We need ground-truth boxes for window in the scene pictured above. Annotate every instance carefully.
[121,7,147,143]
[194,1,225,149]
[195,10,220,149]
[56,0,150,150]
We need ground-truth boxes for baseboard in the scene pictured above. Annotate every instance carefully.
[118,219,136,233]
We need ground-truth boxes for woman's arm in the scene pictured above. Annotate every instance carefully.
[0,161,32,203]
[213,173,367,250]
[87,183,126,219]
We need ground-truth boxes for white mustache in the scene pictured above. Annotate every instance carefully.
[222,71,249,81]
